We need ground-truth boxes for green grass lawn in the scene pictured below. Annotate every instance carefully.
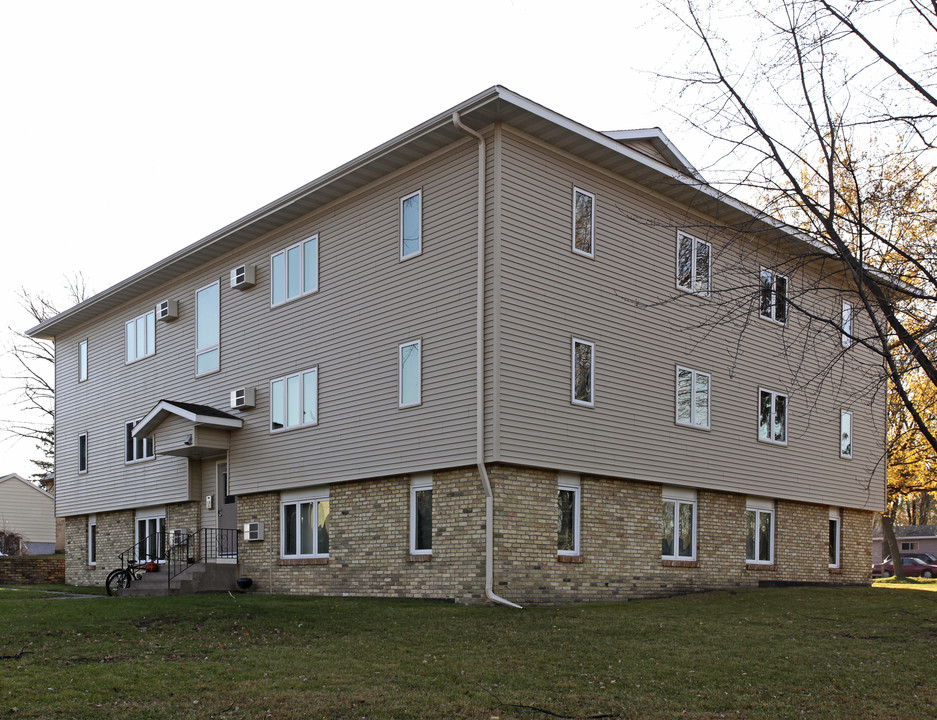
[2,584,935,719]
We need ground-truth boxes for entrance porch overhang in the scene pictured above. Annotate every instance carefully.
[132,399,243,460]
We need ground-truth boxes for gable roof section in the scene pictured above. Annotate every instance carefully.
[132,400,243,438]
[873,524,937,540]
[0,473,54,500]
[26,85,848,340]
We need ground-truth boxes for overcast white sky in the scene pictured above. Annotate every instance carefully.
[0,0,713,477]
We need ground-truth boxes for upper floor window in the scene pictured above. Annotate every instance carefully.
[195,281,220,375]
[676,233,711,296]
[841,300,854,347]
[840,410,853,459]
[572,187,595,258]
[271,235,319,307]
[270,368,318,432]
[676,366,710,429]
[79,340,88,382]
[400,190,422,260]
[78,433,88,474]
[410,474,433,556]
[125,310,155,363]
[829,508,841,569]
[758,388,788,445]
[746,497,774,564]
[661,487,697,561]
[557,474,581,556]
[759,268,788,324]
[399,340,422,408]
[125,420,154,463]
[572,339,594,407]
[281,487,329,559]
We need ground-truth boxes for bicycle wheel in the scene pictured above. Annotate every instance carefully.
[105,568,132,596]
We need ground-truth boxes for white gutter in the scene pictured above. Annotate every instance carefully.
[452,111,522,610]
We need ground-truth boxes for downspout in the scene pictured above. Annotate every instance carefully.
[452,111,522,609]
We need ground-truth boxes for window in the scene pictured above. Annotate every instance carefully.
[759,268,788,324]
[557,474,581,556]
[841,300,854,347]
[840,411,853,459]
[400,190,422,259]
[79,340,88,382]
[270,368,318,431]
[125,420,154,463]
[901,541,919,551]
[829,508,841,568]
[745,498,774,564]
[758,389,788,445]
[571,339,594,407]
[88,515,96,566]
[410,474,433,555]
[271,235,319,306]
[125,310,155,363]
[196,281,220,375]
[572,187,595,258]
[676,233,711,295]
[135,509,165,562]
[398,340,422,408]
[78,433,88,474]
[281,488,330,558]
[661,487,697,561]
[676,366,710,429]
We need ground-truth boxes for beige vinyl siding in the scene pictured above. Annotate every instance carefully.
[0,477,55,544]
[493,128,885,511]
[53,139,480,517]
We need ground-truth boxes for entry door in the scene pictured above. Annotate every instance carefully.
[216,463,237,556]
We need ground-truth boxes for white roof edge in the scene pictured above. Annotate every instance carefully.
[602,128,704,182]
[0,473,54,499]
[133,400,243,437]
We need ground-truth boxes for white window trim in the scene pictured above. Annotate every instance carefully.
[269,367,319,433]
[135,506,166,563]
[841,300,854,347]
[829,507,841,569]
[746,497,775,565]
[400,190,423,260]
[270,234,320,308]
[840,410,853,459]
[409,473,433,556]
[557,473,581,557]
[661,486,697,561]
[675,365,711,430]
[398,339,422,408]
[280,486,330,559]
[758,388,789,446]
[125,310,156,364]
[571,338,595,408]
[572,187,595,259]
[195,280,220,377]
[78,433,88,475]
[759,267,788,325]
[124,420,155,464]
[88,514,97,566]
[676,232,712,297]
[79,340,88,382]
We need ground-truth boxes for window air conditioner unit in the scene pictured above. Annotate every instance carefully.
[244,521,264,541]
[230,387,255,410]
[170,528,188,546]
[156,299,179,322]
[230,264,256,290]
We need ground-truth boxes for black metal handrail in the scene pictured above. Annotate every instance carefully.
[117,531,166,567]
[166,528,239,586]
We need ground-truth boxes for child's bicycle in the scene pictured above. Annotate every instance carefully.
[105,558,145,596]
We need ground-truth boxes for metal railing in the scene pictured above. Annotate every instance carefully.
[166,528,239,586]
[117,532,166,568]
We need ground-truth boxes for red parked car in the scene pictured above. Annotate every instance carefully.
[875,555,937,578]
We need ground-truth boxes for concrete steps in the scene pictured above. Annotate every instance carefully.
[123,562,240,596]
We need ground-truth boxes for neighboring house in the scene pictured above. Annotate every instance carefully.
[27,86,881,604]
[0,473,56,554]
[872,525,937,564]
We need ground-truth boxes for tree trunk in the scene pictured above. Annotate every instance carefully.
[881,514,906,580]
